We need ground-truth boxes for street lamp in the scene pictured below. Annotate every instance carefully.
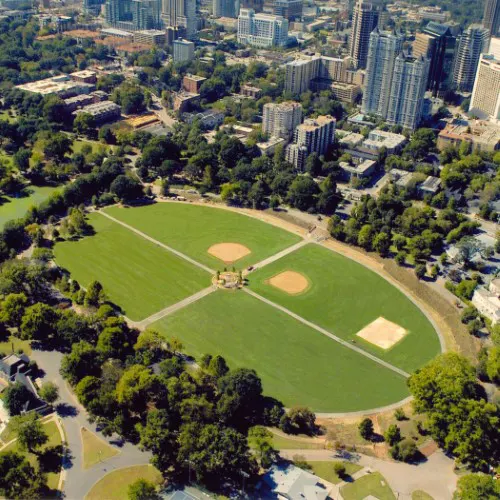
[184,459,195,484]
[240,471,249,494]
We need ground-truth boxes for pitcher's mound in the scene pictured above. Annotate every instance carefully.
[356,317,407,349]
[208,242,251,263]
[269,270,309,295]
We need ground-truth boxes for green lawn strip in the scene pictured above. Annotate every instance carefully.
[412,491,434,500]
[308,461,362,485]
[152,290,409,413]
[0,186,59,229]
[72,138,111,154]
[85,464,163,500]
[104,203,302,269]
[81,427,119,469]
[250,244,440,373]
[53,213,209,321]
[1,420,63,491]
[271,434,324,450]
[0,335,32,357]
[341,471,396,500]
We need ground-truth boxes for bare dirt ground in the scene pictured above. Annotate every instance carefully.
[268,270,309,294]
[356,317,408,350]
[207,242,251,264]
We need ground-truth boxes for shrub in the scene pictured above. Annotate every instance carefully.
[394,408,406,421]
[333,462,346,478]
[358,418,373,440]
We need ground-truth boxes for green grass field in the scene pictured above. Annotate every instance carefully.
[104,203,301,269]
[152,290,409,412]
[54,213,209,321]
[250,244,440,373]
[0,186,59,229]
[341,472,396,500]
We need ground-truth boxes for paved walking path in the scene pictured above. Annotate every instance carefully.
[244,288,410,379]
[279,448,457,500]
[250,239,309,271]
[31,350,152,500]
[128,285,217,329]
[98,210,215,274]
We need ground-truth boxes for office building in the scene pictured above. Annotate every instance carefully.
[133,29,167,45]
[470,54,500,121]
[386,54,429,130]
[272,0,302,21]
[162,0,196,37]
[16,75,94,98]
[83,0,105,15]
[483,0,500,37]
[285,115,335,170]
[349,0,383,69]
[361,29,404,119]
[240,0,263,12]
[413,22,456,96]
[262,101,302,140]
[105,0,161,30]
[237,9,288,48]
[173,38,195,62]
[213,0,239,18]
[489,36,500,58]
[453,25,490,92]
[284,56,321,94]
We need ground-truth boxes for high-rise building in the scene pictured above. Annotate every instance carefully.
[105,0,161,30]
[83,0,105,15]
[237,9,288,48]
[262,101,302,139]
[349,0,382,69]
[413,22,456,96]
[453,25,490,92]
[470,54,500,121]
[240,0,263,11]
[163,0,196,38]
[386,54,429,130]
[489,36,500,58]
[483,0,500,37]
[173,38,195,62]
[285,115,336,170]
[272,0,302,21]
[361,29,404,118]
[213,0,239,18]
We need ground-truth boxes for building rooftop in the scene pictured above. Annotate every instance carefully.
[100,27,133,37]
[299,115,335,131]
[16,75,94,95]
[70,70,96,79]
[184,74,207,82]
[420,175,441,192]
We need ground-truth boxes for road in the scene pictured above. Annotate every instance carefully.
[32,349,152,500]
[279,448,457,500]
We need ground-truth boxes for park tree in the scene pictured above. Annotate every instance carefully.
[390,438,419,463]
[97,325,134,360]
[414,264,426,280]
[128,479,160,500]
[358,418,374,440]
[0,292,28,326]
[110,175,143,203]
[384,424,401,446]
[3,383,32,416]
[13,413,48,453]
[116,365,154,413]
[284,407,316,435]
[454,473,500,499]
[248,426,276,468]
[317,175,341,215]
[73,112,96,136]
[20,302,58,342]
[486,347,500,384]
[0,451,47,499]
[38,382,59,404]
[43,133,72,163]
[373,232,391,256]
[60,341,101,385]
[287,176,320,212]
[208,355,229,378]
[12,148,31,172]
[84,280,104,308]
[455,237,485,268]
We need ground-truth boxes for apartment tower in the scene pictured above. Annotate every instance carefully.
[470,54,500,121]
[349,0,382,69]
[262,101,302,139]
[483,0,500,36]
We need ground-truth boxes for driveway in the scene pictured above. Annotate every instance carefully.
[279,448,457,500]
[32,349,152,500]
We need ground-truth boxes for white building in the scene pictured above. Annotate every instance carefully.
[362,129,407,153]
[173,38,195,62]
[262,101,302,140]
[286,115,336,170]
[361,29,404,119]
[386,53,429,130]
[472,281,500,325]
[470,54,500,121]
[237,9,288,48]
[453,24,490,92]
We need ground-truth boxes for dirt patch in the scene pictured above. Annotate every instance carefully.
[208,242,251,263]
[356,317,408,350]
[269,270,309,294]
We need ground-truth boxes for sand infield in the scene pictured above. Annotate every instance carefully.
[269,270,309,295]
[208,242,251,263]
[356,317,408,349]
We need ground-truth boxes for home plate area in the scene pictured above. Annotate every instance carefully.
[356,317,408,349]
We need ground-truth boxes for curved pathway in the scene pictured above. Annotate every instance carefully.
[31,349,152,500]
